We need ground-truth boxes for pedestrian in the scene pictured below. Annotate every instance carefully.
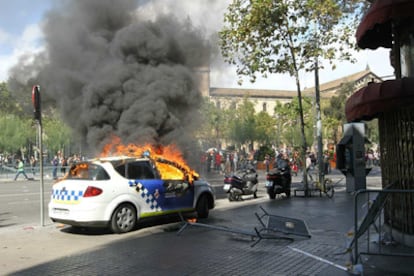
[14,158,29,180]
[233,151,238,171]
[214,151,221,173]
[52,155,59,179]
[264,154,270,172]
[30,156,37,176]
[61,156,68,175]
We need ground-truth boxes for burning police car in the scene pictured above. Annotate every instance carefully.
[48,155,215,233]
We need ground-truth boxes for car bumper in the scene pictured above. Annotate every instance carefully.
[48,201,109,226]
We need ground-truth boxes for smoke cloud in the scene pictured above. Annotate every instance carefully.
[9,0,211,159]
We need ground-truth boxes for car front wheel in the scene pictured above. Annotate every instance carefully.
[196,195,209,219]
[110,203,137,234]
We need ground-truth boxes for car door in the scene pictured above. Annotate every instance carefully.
[126,161,194,213]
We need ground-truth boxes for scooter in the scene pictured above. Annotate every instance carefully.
[265,166,292,199]
[223,161,258,201]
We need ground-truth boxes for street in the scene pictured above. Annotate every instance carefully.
[0,168,382,229]
[0,168,392,276]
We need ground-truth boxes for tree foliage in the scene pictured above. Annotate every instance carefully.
[0,81,23,116]
[42,115,72,156]
[220,0,366,184]
[228,97,257,147]
[323,81,355,144]
[220,0,366,82]
[255,111,276,145]
[274,97,314,148]
[0,114,33,155]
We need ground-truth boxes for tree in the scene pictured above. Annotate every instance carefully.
[42,115,72,157]
[0,82,23,116]
[228,97,257,149]
[273,97,313,149]
[198,98,232,149]
[323,81,355,144]
[0,114,33,157]
[255,111,276,145]
[219,0,366,189]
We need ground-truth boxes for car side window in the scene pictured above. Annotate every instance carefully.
[92,166,110,180]
[115,164,126,177]
[67,163,110,180]
[127,161,155,180]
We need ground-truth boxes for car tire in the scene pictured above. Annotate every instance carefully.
[285,189,291,198]
[196,195,209,219]
[267,187,276,199]
[110,203,137,234]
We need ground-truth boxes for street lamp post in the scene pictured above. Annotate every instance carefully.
[315,56,324,186]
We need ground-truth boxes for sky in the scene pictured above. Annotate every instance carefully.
[0,0,395,91]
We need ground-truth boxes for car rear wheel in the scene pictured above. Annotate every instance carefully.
[267,187,276,199]
[196,195,209,219]
[110,203,137,234]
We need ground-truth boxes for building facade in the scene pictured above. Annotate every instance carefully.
[202,68,383,115]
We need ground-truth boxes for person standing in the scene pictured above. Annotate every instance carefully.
[52,155,59,180]
[60,156,68,176]
[14,158,29,180]
[264,154,270,172]
[30,156,37,176]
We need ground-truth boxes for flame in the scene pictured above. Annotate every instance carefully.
[100,136,199,182]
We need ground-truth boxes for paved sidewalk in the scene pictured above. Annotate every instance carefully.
[1,168,413,275]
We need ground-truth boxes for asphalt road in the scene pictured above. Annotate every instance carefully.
[0,168,382,229]
[0,170,247,228]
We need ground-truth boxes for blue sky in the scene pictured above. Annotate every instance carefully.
[0,0,53,53]
[0,0,394,90]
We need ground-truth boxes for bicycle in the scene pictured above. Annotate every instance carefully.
[312,176,335,198]
[306,166,335,198]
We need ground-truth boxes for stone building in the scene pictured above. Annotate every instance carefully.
[199,67,383,115]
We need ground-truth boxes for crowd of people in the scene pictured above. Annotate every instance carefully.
[201,146,381,176]
[0,152,86,180]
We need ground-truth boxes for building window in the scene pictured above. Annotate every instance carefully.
[263,102,267,112]
[216,101,221,109]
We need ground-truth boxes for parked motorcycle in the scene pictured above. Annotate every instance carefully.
[265,156,292,199]
[223,161,258,201]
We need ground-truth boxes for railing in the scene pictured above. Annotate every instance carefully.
[0,165,70,180]
[352,188,414,265]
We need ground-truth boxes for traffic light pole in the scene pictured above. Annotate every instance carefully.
[38,121,45,226]
[32,85,45,226]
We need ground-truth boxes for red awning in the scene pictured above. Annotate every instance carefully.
[345,78,414,122]
[356,0,414,49]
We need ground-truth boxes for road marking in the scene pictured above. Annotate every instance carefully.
[0,192,41,197]
[288,246,349,272]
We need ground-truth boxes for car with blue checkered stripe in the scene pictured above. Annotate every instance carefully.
[48,156,215,233]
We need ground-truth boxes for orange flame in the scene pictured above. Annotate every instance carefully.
[100,136,199,181]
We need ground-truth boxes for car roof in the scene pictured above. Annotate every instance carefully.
[89,156,150,163]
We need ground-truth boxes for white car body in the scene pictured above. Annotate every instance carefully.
[48,156,215,233]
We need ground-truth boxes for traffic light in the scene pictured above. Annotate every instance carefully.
[32,85,41,121]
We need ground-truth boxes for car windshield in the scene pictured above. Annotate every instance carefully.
[67,163,110,180]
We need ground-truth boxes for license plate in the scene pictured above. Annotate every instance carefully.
[265,181,273,187]
[53,208,69,215]
[223,184,231,191]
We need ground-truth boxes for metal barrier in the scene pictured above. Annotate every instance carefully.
[352,188,414,265]
[0,165,70,180]
[177,206,311,247]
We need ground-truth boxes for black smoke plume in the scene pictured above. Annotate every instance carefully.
[8,0,210,160]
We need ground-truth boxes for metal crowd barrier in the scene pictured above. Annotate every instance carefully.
[352,188,414,265]
[0,165,70,180]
